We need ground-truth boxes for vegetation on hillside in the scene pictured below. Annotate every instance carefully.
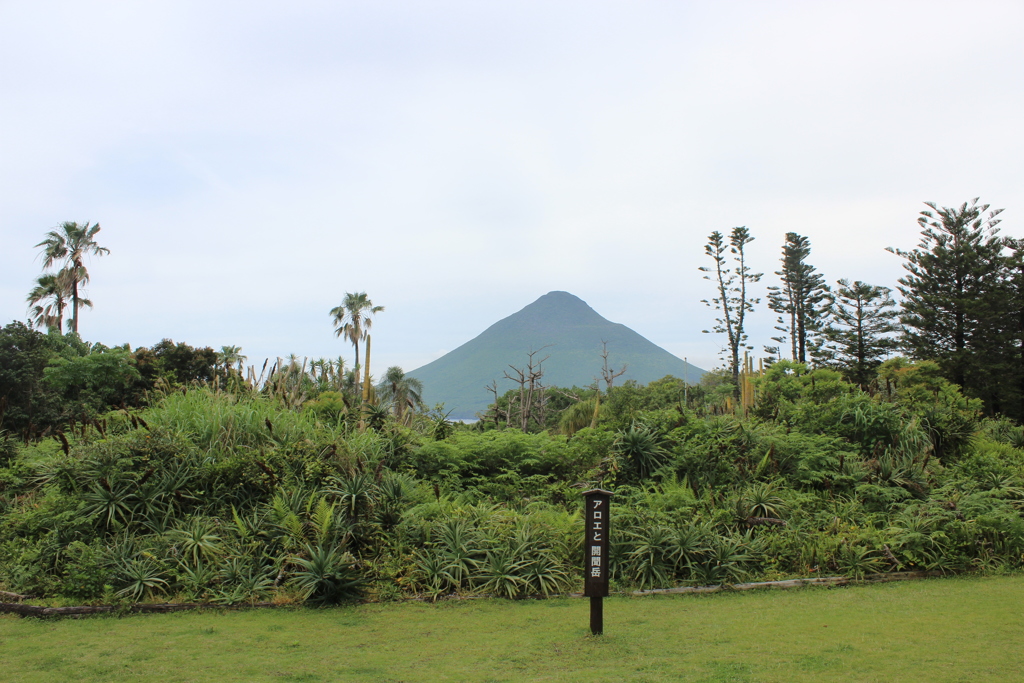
[4,199,1024,607]
[2,354,1023,605]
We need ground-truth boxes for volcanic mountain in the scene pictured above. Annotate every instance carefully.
[408,291,706,419]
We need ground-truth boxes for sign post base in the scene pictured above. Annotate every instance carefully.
[590,596,603,635]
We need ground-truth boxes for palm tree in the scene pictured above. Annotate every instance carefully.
[329,292,384,379]
[377,366,424,423]
[35,221,109,334]
[216,346,246,374]
[26,270,81,333]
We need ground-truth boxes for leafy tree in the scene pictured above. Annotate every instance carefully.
[43,346,142,416]
[700,227,763,396]
[766,232,830,363]
[329,292,384,382]
[681,368,735,412]
[0,322,63,436]
[1003,239,1024,419]
[376,366,424,423]
[888,198,1007,412]
[820,279,898,387]
[26,270,79,333]
[133,339,217,387]
[35,221,109,334]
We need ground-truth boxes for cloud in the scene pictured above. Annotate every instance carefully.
[2,1,1022,378]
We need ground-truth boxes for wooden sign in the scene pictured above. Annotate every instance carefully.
[583,488,612,634]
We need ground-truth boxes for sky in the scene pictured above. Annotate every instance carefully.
[2,1,1023,377]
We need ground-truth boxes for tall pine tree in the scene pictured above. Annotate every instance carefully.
[888,198,1007,410]
[995,238,1024,419]
[700,227,762,397]
[820,279,898,387]
[766,233,830,364]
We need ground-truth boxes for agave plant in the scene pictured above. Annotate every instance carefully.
[330,473,376,522]
[689,535,751,586]
[373,472,414,530]
[230,505,269,550]
[237,566,274,599]
[436,519,483,589]
[886,511,948,569]
[363,403,391,432]
[835,544,883,580]
[148,462,198,515]
[413,549,455,598]
[613,423,670,481]
[167,518,224,565]
[742,482,788,519]
[520,552,568,597]
[175,560,219,600]
[626,525,674,590]
[115,559,169,601]
[82,478,137,528]
[140,506,176,535]
[216,558,274,603]
[427,409,456,441]
[290,543,364,605]
[477,548,525,599]
[667,523,710,575]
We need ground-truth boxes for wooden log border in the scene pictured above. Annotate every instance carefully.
[0,590,33,601]
[0,601,278,617]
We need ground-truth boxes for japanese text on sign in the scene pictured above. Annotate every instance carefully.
[583,489,611,597]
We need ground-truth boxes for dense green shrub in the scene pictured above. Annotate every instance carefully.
[2,360,1024,605]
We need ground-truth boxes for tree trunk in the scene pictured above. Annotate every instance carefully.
[362,335,372,403]
[70,278,79,334]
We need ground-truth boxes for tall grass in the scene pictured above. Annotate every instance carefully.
[144,389,347,460]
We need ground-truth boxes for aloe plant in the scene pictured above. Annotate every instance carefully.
[115,559,168,601]
[290,544,363,605]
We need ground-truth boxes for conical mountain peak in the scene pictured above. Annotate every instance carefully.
[409,292,705,419]
[485,291,609,334]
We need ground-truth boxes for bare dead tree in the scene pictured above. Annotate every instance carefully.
[484,379,507,428]
[598,340,627,391]
[503,347,551,431]
[526,347,550,429]
[535,372,550,428]
[503,365,526,430]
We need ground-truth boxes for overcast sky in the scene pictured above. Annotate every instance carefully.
[2,1,1023,376]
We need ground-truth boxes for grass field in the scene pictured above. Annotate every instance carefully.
[2,575,1023,682]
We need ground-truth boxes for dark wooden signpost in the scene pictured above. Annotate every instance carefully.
[583,488,612,635]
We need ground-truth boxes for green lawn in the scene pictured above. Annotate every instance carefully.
[2,575,1022,682]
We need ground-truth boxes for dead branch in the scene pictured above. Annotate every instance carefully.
[599,340,627,391]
